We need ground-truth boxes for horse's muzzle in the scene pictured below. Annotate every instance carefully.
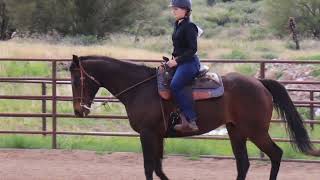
[74,107,90,117]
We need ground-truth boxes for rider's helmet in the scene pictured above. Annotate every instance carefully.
[169,0,192,11]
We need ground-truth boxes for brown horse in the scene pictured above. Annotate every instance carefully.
[69,55,320,180]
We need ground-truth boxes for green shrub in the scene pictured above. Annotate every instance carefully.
[202,25,222,38]
[255,45,272,52]
[205,9,231,26]
[207,0,216,6]
[297,54,320,60]
[297,107,310,119]
[62,35,101,46]
[285,41,298,50]
[220,49,249,59]
[311,65,320,78]
[261,53,278,59]
[249,27,269,40]
[234,64,258,76]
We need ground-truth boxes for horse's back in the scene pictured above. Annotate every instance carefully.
[166,72,274,138]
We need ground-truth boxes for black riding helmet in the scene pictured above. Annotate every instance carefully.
[169,0,192,11]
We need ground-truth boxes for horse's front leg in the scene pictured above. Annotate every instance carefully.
[140,128,168,180]
[140,129,156,180]
[154,136,169,180]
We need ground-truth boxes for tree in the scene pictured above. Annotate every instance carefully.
[4,0,36,31]
[265,0,320,39]
[207,0,216,6]
[0,0,9,40]
[31,0,55,33]
[0,0,164,38]
[52,0,76,36]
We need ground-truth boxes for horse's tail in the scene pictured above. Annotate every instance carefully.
[260,79,320,156]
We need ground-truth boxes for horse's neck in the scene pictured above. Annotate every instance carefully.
[84,59,155,102]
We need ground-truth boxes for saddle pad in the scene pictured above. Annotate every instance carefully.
[157,67,224,101]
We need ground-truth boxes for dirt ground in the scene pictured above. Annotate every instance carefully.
[0,149,319,180]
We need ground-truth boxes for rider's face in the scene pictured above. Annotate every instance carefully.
[171,7,187,20]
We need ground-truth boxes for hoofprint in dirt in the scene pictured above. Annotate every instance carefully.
[0,149,319,180]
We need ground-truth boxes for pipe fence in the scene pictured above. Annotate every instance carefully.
[0,58,320,162]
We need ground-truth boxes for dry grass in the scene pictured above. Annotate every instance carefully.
[200,38,320,60]
[0,38,164,60]
[1,36,320,61]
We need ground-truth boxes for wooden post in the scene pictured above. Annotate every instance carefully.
[288,17,300,50]
[259,62,265,79]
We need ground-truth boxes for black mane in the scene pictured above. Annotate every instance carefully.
[79,55,156,75]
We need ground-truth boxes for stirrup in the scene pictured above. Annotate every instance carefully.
[174,114,199,132]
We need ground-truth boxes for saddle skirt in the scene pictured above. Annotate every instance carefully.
[157,65,224,101]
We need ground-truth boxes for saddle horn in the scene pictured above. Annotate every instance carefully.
[162,56,170,62]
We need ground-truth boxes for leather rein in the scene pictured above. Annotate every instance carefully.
[74,60,156,110]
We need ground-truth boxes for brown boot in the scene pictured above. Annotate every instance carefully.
[188,120,199,132]
[174,114,199,133]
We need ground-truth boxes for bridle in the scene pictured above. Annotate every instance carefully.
[71,60,101,111]
[72,60,156,111]
[72,59,167,133]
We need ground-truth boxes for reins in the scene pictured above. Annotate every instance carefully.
[74,59,167,133]
[75,60,157,110]
[113,74,157,98]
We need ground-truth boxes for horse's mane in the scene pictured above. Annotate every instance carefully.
[79,55,156,75]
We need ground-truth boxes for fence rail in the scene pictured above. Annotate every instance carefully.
[1,58,320,163]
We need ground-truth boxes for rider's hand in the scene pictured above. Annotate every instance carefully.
[167,59,177,68]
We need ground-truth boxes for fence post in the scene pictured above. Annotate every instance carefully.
[310,91,314,130]
[41,82,47,136]
[259,62,265,79]
[259,62,266,159]
[52,60,57,149]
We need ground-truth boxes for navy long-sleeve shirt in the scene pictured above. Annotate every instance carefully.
[172,17,198,65]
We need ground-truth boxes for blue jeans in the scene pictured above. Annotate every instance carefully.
[170,56,200,122]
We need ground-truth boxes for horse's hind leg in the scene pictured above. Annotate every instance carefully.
[227,124,250,180]
[250,133,283,180]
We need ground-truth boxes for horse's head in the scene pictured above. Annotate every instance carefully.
[69,55,101,117]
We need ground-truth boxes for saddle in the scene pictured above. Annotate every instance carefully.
[157,63,224,101]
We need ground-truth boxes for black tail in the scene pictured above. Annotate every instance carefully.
[260,79,320,156]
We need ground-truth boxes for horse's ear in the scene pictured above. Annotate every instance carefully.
[72,55,79,66]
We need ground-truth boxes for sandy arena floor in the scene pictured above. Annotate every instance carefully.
[0,149,319,180]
